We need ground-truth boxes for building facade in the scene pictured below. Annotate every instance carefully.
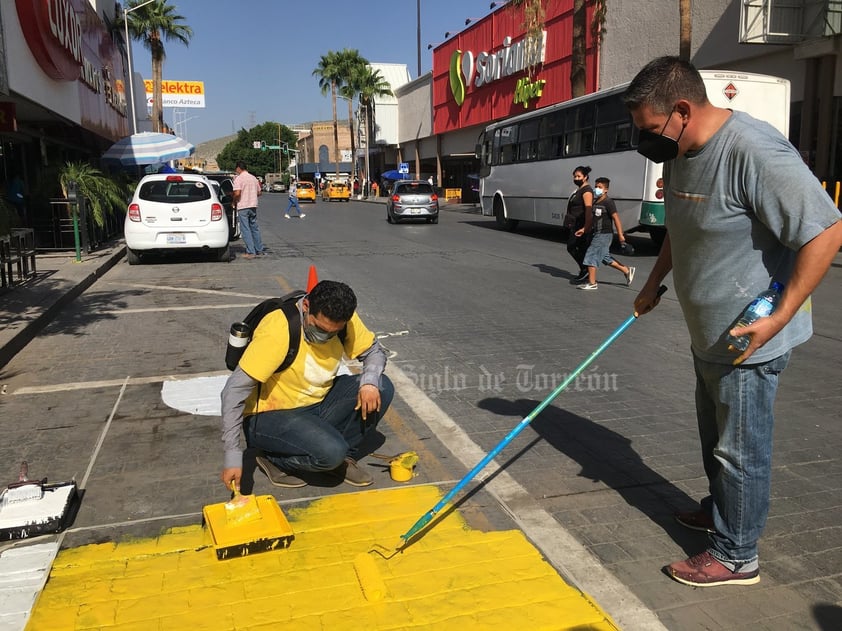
[0,0,130,245]
[392,0,842,202]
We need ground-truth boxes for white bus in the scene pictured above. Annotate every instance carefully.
[477,70,791,245]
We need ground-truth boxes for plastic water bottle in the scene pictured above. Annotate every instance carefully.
[727,281,784,352]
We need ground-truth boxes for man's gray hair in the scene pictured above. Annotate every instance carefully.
[623,56,708,115]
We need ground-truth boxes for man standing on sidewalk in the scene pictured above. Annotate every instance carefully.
[232,161,265,259]
[626,56,842,587]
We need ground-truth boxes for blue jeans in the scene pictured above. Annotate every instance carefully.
[692,349,791,566]
[243,374,395,472]
[285,196,304,216]
[237,207,264,254]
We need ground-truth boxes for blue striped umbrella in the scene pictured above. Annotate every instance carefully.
[101,132,195,166]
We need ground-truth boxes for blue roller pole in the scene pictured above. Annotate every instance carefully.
[399,287,668,544]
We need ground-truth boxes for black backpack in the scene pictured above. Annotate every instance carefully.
[224,290,346,373]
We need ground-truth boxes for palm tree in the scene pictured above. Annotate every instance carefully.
[679,0,692,61]
[355,66,392,192]
[59,162,128,227]
[124,0,192,133]
[571,0,587,97]
[336,49,370,180]
[313,51,343,176]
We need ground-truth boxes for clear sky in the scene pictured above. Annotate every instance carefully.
[132,0,497,145]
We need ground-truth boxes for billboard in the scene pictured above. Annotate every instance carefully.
[144,80,205,108]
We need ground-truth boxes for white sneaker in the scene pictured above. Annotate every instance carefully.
[284,214,290,219]
[299,213,306,219]
[626,266,636,286]
[577,283,598,290]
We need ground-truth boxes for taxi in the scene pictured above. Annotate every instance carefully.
[321,180,351,202]
[295,181,317,202]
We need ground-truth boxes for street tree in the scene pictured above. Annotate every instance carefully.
[313,51,343,176]
[124,0,192,133]
[679,0,692,61]
[336,49,371,180]
[354,66,392,185]
[216,122,298,176]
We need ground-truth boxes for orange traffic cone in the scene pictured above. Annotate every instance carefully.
[306,265,319,292]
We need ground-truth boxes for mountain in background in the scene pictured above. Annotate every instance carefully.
[184,134,238,171]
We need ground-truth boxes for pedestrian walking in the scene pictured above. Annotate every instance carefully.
[564,166,594,282]
[576,177,635,290]
[284,177,306,219]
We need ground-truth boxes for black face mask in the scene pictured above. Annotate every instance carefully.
[637,109,686,163]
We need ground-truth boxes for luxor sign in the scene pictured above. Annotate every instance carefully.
[15,0,126,115]
[15,0,84,81]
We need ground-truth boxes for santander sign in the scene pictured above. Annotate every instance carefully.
[16,0,85,81]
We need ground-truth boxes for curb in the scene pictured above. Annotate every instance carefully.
[0,245,126,370]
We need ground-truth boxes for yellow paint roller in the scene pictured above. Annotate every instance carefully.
[353,552,387,602]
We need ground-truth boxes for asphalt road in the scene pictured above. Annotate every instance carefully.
[2,193,841,630]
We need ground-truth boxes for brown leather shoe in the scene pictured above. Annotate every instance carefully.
[665,551,759,587]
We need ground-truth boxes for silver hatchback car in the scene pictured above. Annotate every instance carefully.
[386,180,439,224]
[124,173,230,264]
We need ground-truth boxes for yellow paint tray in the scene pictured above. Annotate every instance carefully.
[202,495,294,560]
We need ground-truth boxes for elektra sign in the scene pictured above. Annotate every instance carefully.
[449,31,547,108]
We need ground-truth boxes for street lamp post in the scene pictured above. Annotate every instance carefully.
[124,0,156,135]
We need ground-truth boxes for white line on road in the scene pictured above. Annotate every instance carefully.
[99,303,255,315]
[102,282,268,299]
[386,363,668,631]
[11,370,230,396]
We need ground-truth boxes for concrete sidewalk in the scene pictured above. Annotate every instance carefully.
[0,244,126,370]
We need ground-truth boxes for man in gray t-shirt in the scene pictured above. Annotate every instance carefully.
[624,57,842,588]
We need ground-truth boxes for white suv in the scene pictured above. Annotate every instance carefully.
[124,173,231,264]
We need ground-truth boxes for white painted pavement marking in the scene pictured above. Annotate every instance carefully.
[386,363,669,631]
[0,542,60,631]
[99,303,255,315]
[102,281,269,300]
[161,374,228,416]
[10,370,230,396]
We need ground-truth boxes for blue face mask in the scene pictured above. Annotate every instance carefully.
[593,187,604,197]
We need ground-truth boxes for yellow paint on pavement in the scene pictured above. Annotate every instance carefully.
[27,486,618,630]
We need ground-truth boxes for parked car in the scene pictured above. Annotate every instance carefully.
[386,180,439,224]
[202,172,239,241]
[321,181,351,202]
[295,181,317,202]
[124,173,231,264]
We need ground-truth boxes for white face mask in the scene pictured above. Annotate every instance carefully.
[593,187,604,197]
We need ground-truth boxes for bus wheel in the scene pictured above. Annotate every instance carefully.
[494,196,518,231]
[649,227,666,249]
